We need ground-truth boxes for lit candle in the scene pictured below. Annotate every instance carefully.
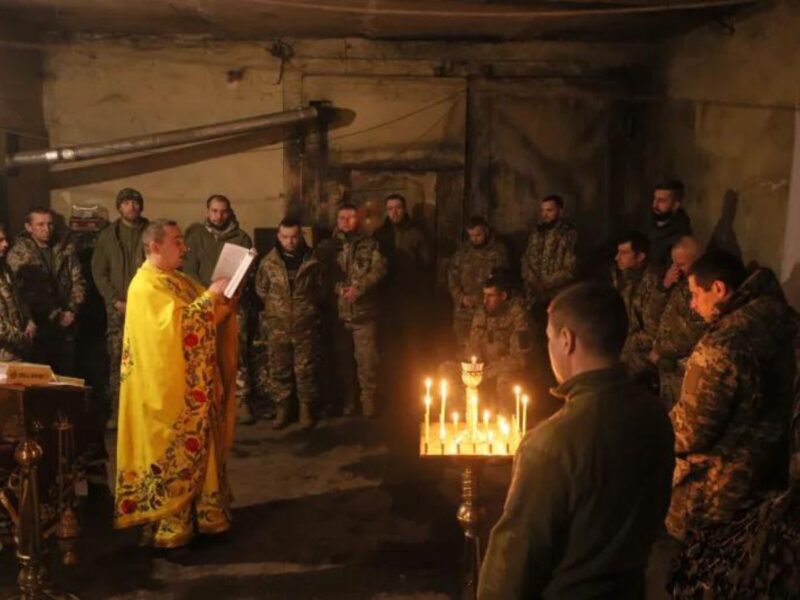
[453,411,460,431]
[488,429,494,454]
[440,380,448,432]
[500,417,511,453]
[424,395,431,444]
[522,394,529,433]
[514,385,522,433]
[471,355,478,365]
[483,409,490,429]
[425,378,433,399]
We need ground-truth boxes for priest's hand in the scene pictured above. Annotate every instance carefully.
[208,278,231,297]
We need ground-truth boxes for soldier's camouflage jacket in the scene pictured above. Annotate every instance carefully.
[0,261,33,361]
[447,233,510,323]
[521,219,578,305]
[655,277,707,365]
[318,228,387,325]
[7,231,86,328]
[255,245,323,336]
[467,296,532,380]
[611,263,667,371]
[667,267,797,540]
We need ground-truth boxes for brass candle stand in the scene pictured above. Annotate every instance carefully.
[420,360,522,599]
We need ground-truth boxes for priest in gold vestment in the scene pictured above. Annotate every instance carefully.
[113,219,239,548]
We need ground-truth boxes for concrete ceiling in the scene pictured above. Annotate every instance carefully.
[0,0,754,41]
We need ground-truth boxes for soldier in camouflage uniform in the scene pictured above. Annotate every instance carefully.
[649,236,706,408]
[91,188,148,429]
[440,272,532,412]
[667,251,797,541]
[318,203,387,417]
[0,225,35,361]
[255,218,323,430]
[447,216,510,351]
[521,194,578,309]
[610,231,667,381]
[7,207,86,375]
[183,194,256,424]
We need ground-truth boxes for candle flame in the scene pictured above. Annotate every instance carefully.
[522,394,529,405]
[453,411,460,424]
[514,385,521,395]
[424,395,431,407]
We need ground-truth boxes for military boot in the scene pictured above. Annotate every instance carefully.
[298,404,316,431]
[272,404,291,430]
[237,400,256,425]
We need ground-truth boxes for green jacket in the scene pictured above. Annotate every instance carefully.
[90,218,149,309]
[7,231,86,327]
[0,261,33,361]
[183,220,253,287]
[318,228,387,324]
[255,245,323,334]
[479,368,674,600]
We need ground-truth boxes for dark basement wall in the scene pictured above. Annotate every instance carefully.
[0,23,49,234]
[646,0,800,276]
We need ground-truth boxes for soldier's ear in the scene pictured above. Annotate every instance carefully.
[560,326,576,355]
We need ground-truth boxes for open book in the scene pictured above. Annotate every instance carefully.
[211,243,257,299]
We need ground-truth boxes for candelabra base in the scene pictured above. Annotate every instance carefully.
[457,462,483,600]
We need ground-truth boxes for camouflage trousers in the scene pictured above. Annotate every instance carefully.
[106,308,125,419]
[267,327,319,409]
[235,305,251,406]
[659,362,686,410]
[333,319,379,413]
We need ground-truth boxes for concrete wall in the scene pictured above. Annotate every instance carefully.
[40,37,652,246]
[0,24,50,233]
[647,0,800,275]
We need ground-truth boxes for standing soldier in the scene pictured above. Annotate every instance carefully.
[373,193,432,401]
[0,224,35,361]
[447,216,509,351]
[8,207,85,375]
[611,231,667,382]
[255,218,323,430]
[91,187,148,429]
[319,203,387,417]
[667,251,797,541]
[649,236,707,408]
[183,194,255,424]
[521,194,578,311]
[647,179,692,269]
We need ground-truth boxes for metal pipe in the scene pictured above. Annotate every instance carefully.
[5,106,320,169]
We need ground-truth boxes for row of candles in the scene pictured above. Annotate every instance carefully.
[422,377,529,445]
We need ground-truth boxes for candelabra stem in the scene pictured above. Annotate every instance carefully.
[456,463,483,600]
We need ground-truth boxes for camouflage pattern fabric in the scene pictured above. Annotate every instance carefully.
[521,219,578,306]
[332,319,379,414]
[654,278,707,408]
[611,263,667,377]
[255,246,323,410]
[0,261,33,361]
[447,233,510,350]
[7,231,86,375]
[667,268,797,541]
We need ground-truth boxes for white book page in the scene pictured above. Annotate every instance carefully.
[211,243,257,299]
